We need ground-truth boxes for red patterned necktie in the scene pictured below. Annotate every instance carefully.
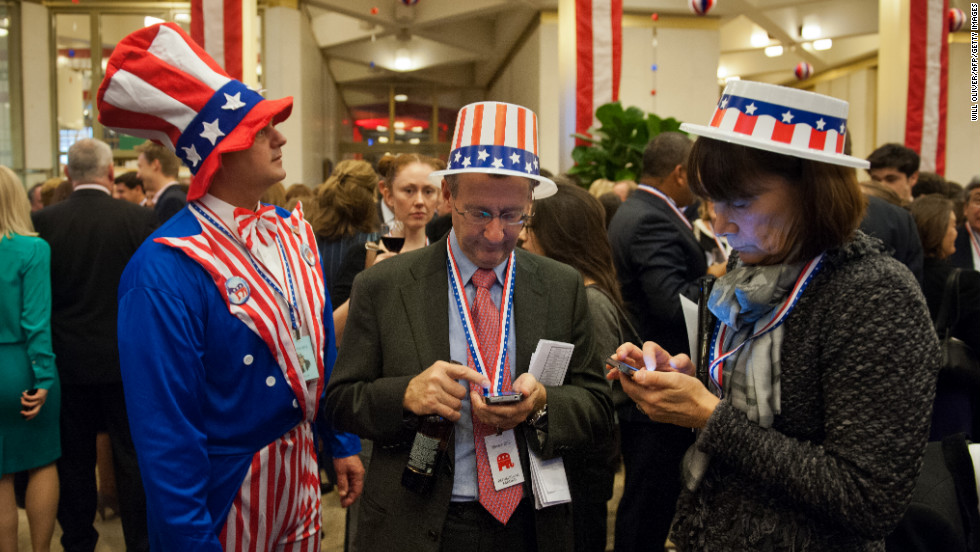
[233,204,279,257]
[469,267,522,524]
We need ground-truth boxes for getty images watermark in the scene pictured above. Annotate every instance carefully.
[972,3,979,121]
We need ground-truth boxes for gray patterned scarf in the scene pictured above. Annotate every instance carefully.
[682,258,808,491]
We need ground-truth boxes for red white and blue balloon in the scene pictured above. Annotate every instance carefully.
[948,7,966,32]
[689,0,715,16]
[401,0,419,5]
[794,62,813,81]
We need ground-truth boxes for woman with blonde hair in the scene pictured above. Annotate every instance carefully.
[0,166,61,552]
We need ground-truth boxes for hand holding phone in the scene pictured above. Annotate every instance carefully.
[482,390,524,405]
[607,356,641,377]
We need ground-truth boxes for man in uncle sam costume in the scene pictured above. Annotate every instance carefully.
[323,101,613,552]
[98,23,363,551]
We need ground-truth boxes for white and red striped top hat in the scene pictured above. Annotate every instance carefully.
[96,23,292,201]
[680,80,869,169]
[429,101,557,199]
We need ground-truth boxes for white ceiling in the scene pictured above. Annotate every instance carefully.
[302,0,913,113]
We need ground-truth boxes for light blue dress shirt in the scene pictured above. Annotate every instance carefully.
[446,229,517,502]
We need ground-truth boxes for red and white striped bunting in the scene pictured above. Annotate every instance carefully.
[906,0,949,174]
[191,0,243,80]
[575,0,622,143]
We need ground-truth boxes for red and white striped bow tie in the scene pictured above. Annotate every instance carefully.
[234,204,279,256]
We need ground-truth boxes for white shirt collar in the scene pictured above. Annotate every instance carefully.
[73,184,111,195]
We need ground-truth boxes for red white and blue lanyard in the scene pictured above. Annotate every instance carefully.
[968,225,980,267]
[707,253,824,396]
[192,202,302,336]
[638,185,693,231]
[446,240,515,395]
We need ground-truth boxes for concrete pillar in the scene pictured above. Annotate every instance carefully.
[876,0,911,146]
[264,5,335,187]
[21,1,53,185]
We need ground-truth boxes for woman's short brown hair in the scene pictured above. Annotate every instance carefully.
[687,137,866,263]
[909,194,954,259]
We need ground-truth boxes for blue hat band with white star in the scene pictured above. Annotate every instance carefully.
[175,80,263,174]
[719,94,846,135]
[448,145,541,176]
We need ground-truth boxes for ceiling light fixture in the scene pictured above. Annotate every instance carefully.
[764,45,784,57]
[750,31,770,48]
[394,94,408,102]
[394,48,412,71]
[812,38,833,51]
[800,23,821,40]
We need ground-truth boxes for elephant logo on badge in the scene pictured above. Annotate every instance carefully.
[496,452,514,471]
[225,276,250,305]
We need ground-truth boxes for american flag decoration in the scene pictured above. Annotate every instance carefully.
[429,101,557,199]
[906,0,948,174]
[575,0,622,146]
[191,0,243,80]
[689,0,716,16]
[679,80,870,169]
[948,7,966,32]
[97,23,292,201]
[794,62,813,81]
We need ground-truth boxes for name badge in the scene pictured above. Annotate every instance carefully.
[294,335,319,382]
[484,430,524,491]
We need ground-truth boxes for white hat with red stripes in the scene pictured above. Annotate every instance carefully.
[680,80,869,169]
[429,101,557,199]
[96,23,292,201]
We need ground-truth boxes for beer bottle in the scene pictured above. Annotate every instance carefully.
[401,415,454,494]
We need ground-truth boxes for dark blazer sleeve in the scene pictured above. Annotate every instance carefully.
[950,229,975,270]
[155,187,187,224]
[616,200,706,354]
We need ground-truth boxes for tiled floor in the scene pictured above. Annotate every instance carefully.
[18,469,627,552]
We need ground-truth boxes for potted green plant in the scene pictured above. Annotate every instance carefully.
[567,102,684,186]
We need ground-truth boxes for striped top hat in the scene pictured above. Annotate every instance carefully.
[96,23,293,201]
[680,80,869,169]
[429,101,557,199]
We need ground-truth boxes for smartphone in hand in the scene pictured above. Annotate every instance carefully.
[607,356,641,377]
[482,390,524,405]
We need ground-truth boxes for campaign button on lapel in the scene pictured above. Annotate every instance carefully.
[301,243,316,266]
[225,276,250,305]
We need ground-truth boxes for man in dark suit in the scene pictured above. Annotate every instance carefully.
[324,101,613,552]
[951,179,980,270]
[860,193,925,283]
[32,138,157,552]
[607,131,722,552]
[135,140,185,223]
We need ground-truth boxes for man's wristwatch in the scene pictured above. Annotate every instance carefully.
[527,404,548,430]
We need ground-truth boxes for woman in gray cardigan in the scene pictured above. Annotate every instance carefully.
[609,81,939,550]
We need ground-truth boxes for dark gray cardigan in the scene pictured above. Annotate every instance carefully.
[671,231,940,551]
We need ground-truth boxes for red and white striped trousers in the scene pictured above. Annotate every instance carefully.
[219,422,321,552]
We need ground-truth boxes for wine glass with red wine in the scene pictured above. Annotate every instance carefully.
[380,220,405,253]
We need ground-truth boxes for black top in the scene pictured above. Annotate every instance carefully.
[859,195,924,284]
[922,257,980,353]
[154,184,187,224]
